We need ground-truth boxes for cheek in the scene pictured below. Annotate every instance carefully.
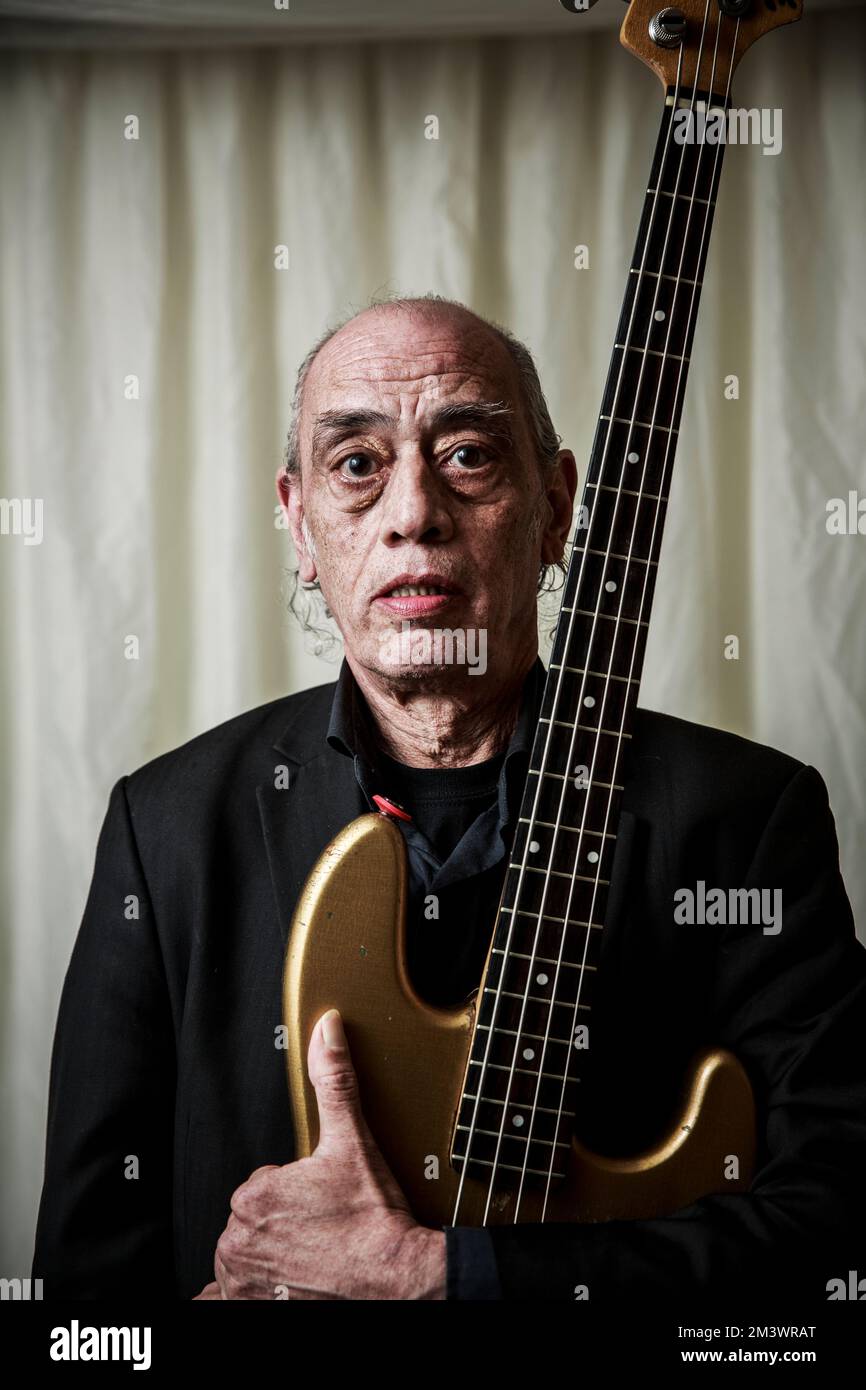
[478,502,540,579]
[313,513,376,617]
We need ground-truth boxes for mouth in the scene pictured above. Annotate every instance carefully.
[372,574,461,615]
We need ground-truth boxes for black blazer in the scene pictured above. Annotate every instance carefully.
[32,676,866,1301]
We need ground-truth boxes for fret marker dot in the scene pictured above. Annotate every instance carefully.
[605,580,617,592]
[587,851,599,863]
[536,973,548,986]
[627,451,640,463]
[654,309,666,321]
[512,1114,524,1128]
[583,696,595,708]
[529,839,540,854]
[523,1047,535,1061]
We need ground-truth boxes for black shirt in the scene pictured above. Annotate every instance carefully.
[325,657,546,1011]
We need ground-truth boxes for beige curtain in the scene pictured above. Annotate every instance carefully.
[1,9,864,1276]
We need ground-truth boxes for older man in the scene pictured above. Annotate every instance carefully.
[33,296,866,1302]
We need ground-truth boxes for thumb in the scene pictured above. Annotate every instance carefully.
[308,1009,367,1153]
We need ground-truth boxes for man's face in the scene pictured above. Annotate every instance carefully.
[279,305,575,692]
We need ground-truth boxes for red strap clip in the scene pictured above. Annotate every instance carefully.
[372,794,413,822]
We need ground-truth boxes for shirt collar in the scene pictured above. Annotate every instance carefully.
[326,654,546,828]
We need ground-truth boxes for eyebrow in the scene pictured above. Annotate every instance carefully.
[310,401,516,457]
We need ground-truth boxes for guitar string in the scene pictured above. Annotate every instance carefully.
[453,4,737,1226]
[504,16,720,1222]
[533,17,738,1222]
[450,16,708,1227]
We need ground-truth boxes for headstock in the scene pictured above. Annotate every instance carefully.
[619,0,802,97]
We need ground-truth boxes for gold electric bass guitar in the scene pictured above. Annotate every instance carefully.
[283,0,801,1229]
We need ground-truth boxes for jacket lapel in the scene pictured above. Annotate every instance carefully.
[257,685,368,952]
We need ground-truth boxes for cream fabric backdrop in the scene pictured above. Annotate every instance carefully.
[1,10,864,1277]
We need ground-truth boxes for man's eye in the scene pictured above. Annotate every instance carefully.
[449,444,490,469]
[338,453,378,480]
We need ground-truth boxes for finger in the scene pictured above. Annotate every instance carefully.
[215,1248,235,1299]
[192,1282,221,1300]
[308,1009,368,1153]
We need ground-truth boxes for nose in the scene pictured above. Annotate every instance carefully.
[377,450,455,548]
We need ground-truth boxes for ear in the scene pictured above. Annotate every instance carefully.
[540,449,578,565]
[275,465,318,584]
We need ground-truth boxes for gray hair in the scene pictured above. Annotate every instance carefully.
[280,292,569,650]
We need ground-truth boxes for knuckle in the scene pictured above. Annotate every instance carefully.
[315,1068,358,1100]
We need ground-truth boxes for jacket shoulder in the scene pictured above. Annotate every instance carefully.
[123,678,336,813]
[629,705,811,825]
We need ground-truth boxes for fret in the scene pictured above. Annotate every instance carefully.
[614,341,690,364]
[449,1154,567,1181]
[599,414,678,435]
[454,1124,570,1151]
[538,716,632,740]
[547,663,640,684]
[476,1022,590,1043]
[484,987,595,1009]
[489,945,600,967]
[508,861,611,888]
[468,1055,582,1080]
[521,772,621,792]
[574,607,647,629]
[584,480,668,504]
[583,548,658,569]
[519,815,617,840]
[462,1093,568,1118]
[494,913,605,932]
[647,186,715,207]
[478,986,596,1033]
[630,267,702,286]
[527,767,625,784]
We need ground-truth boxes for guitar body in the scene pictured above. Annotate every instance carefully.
[284,813,756,1226]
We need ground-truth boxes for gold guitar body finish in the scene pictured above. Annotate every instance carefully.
[283,814,757,1227]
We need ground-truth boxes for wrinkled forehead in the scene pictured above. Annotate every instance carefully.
[301,307,523,422]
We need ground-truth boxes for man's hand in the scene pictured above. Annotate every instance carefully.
[193,1008,446,1300]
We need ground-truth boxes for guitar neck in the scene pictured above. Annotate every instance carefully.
[453,85,729,1185]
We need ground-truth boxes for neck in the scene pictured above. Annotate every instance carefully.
[347,644,537,768]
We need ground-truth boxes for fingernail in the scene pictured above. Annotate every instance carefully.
[321,1009,344,1051]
